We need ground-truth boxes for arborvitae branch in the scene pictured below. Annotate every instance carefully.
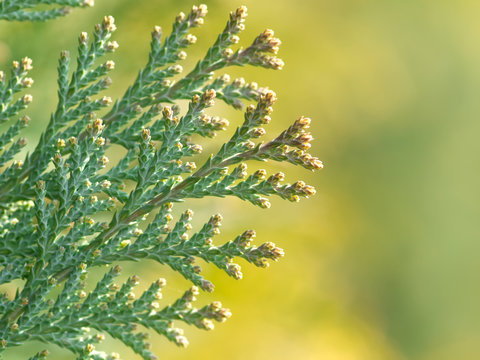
[0,0,94,22]
[0,4,323,359]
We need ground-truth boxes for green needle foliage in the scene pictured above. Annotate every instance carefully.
[0,3,323,359]
[0,0,94,22]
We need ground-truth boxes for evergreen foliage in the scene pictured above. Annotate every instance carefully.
[0,0,94,22]
[0,3,322,359]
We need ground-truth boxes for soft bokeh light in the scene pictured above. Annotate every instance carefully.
[1,0,479,358]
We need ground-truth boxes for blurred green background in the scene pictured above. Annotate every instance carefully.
[1,0,480,359]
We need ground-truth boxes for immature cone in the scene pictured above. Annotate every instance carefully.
[21,57,33,71]
[233,5,248,22]
[103,15,116,32]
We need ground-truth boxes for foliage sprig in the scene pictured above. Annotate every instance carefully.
[0,4,323,359]
[0,0,94,22]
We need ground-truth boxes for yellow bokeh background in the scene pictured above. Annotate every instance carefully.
[1,0,480,359]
